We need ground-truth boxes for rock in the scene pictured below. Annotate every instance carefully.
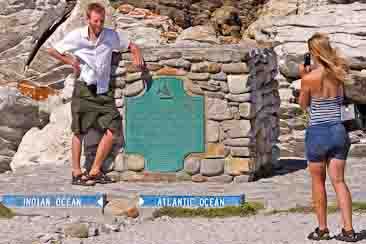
[200,159,224,176]
[279,103,303,120]
[184,157,201,175]
[184,81,204,95]
[0,156,12,173]
[176,25,219,45]
[279,88,294,102]
[39,233,62,243]
[124,27,161,47]
[222,63,249,74]
[100,223,121,233]
[225,157,251,175]
[287,118,307,130]
[207,120,219,143]
[247,3,366,75]
[118,4,135,14]
[191,174,208,183]
[222,120,251,138]
[233,174,252,183]
[239,102,254,119]
[225,93,251,102]
[223,138,251,147]
[156,50,182,60]
[156,67,187,76]
[159,59,191,70]
[191,62,222,73]
[146,63,163,71]
[197,82,220,92]
[124,80,144,97]
[111,67,127,77]
[114,88,124,99]
[349,144,366,158]
[106,171,121,182]
[207,97,233,121]
[0,126,25,145]
[187,72,210,81]
[125,154,145,171]
[0,202,14,218]
[125,72,142,83]
[211,72,227,81]
[176,171,192,181]
[10,103,71,171]
[0,0,67,81]
[227,75,250,94]
[211,6,241,37]
[205,143,229,159]
[207,175,233,183]
[344,71,366,103]
[206,49,234,63]
[113,153,127,172]
[182,50,206,62]
[220,81,229,93]
[230,147,251,157]
[64,223,89,238]
[104,198,139,218]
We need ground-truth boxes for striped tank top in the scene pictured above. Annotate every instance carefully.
[309,96,343,126]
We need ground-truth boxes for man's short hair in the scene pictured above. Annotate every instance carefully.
[86,2,105,18]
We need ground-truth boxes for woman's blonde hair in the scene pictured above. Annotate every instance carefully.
[308,32,349,85]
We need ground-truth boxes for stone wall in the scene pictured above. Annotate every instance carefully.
[82,45,280,183]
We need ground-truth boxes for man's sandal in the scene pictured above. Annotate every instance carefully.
[307,227,331,241]
[88,172,116,184]
[71,172,96,186]
[335,229,361,242]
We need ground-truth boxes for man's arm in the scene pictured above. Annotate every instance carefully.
[47,48,80,74]
[113,31,144,69]
[128,42,144,69]
[47,30,81,74]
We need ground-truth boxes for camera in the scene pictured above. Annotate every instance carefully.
[304,52,311,67]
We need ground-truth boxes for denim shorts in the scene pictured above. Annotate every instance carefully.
[305,121,351,162]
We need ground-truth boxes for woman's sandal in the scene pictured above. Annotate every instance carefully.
[71,172,96,186]
[335,229,361,242]
[308,227,331,241]
[88,172,116,184]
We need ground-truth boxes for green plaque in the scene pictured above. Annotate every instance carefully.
[125,77,205,172]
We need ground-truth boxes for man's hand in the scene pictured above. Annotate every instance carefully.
[129,43,145,70]
[69,56,81,75]
[47,48,80,75]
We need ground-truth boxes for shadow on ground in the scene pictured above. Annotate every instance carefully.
[271,158,308,177]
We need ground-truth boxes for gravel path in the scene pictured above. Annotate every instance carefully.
[1,213,366,244]
[0,157,365,243]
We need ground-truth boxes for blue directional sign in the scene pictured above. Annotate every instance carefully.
[138,194,245,208]
[0,193,106,208]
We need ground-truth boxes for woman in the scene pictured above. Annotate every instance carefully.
[299,32,360,242]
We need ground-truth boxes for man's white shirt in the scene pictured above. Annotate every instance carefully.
[53,26,130,94]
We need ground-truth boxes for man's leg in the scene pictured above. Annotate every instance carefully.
[71,133,84,176]
[89,129,114,176]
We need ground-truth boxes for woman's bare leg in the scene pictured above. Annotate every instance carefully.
[327,158,353,231]
[308,161,328,230]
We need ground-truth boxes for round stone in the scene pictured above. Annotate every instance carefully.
[184,157,201,175]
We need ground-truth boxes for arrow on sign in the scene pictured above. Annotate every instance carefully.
[97,196,104,208]
[138,197,144,206]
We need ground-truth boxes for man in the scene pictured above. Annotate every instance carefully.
[47,2,144,186]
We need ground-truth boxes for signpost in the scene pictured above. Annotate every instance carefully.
[0,193,106,209]
[138,194,245,208]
